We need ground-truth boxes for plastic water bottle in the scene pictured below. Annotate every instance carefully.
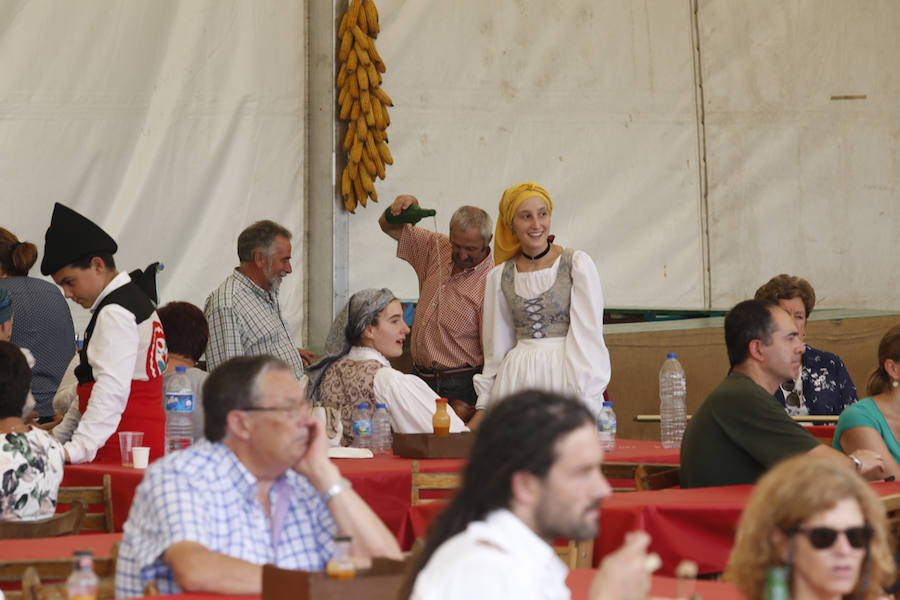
[659,353,687,448]
[371,403,392,454]
[352,403,372,450]
[597,401,617,451]
[66,550,99,600]
[164,366,194,454]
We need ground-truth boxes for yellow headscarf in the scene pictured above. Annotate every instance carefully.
[493,181,553,264]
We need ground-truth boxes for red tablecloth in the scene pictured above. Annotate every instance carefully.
[335,453,464,539]
[806,424,836,443]
[0,532,122,562]
[62,463,146,532]
[61,452,465,537]
[404,480,900,576]
[602,439,680,464]
[599,479,900,576]
[60,441,675,539]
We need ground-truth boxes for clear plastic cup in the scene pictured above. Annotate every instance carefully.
[118,432,143,467]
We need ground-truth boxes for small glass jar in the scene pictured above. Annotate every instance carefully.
[433,398,451,436]
[326,535,356,580]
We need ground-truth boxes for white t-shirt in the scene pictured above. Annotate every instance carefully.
[411,509,570,600]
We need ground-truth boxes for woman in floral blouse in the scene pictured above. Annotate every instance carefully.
[0,339,65,521]
[755,274,858,416]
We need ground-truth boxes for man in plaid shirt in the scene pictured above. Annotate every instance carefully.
[115,355,401,596]
[204,220,314,381]
[379,195,492,415]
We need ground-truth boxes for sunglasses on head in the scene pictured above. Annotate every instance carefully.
[782,380,801,408]
[791,525,873,549]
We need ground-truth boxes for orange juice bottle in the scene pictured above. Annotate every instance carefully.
[326,535,356,579]
[433,398,451,436]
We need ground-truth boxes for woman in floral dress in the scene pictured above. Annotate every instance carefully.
[0,339,65,521]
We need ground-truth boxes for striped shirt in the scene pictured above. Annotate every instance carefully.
[397,225,492,371]
[115,440,336,597]
[204,270,304,379]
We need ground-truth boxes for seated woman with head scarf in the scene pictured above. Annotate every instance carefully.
[308,288,468,446]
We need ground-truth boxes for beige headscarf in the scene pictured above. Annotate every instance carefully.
[493,181,554,265]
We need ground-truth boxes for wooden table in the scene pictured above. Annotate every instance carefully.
[62,463,146,531]
[0,533,121,563]
[111,573,743,600]
[0,533,122,593]
[115,571,746,600]
[566,569,745,599]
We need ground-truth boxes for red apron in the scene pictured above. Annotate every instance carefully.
[77,378,166,464]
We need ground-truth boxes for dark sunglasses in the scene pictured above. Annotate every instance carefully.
[791,525,873,549]
[782,379,801,408]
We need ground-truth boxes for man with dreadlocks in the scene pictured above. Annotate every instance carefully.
[400,389,652,600]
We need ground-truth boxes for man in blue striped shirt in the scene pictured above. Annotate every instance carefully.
[115,355,401,596]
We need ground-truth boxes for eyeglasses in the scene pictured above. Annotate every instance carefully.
[782,379,801,409]
[791,525,873,549]
[241,403,309,416]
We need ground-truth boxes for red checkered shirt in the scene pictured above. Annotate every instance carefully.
[397,224,492,371]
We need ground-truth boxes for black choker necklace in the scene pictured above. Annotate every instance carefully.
[521,240,551,262]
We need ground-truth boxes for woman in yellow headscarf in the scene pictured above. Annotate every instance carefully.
[469,182,610,428]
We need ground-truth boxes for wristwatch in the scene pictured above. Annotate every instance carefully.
[849,454,862,473]
[322,477,352,504]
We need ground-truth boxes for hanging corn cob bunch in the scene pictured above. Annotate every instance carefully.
[337,0,393,213]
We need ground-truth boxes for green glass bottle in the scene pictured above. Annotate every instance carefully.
[763,566,790,600]
[384,205,436,224]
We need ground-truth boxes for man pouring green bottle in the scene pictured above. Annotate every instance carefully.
[378,194,493,418]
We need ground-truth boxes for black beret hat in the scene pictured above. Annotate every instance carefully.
[40,203,118,276]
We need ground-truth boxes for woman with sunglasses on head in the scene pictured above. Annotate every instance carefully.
[755,274,858,416]
[834,324,900,480]
[468,182,611,429]
[725,454,894,600]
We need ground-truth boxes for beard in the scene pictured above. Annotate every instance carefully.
[534,495,602,541]
[268,273,283,292]
[265,265,287,292]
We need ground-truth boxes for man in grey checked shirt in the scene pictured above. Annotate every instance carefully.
[204,220,314,380]
[115,355,401,596]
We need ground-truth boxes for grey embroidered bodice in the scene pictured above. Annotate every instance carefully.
[500,248,574,340]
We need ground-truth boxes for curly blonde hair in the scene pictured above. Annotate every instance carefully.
[724,455,894,599]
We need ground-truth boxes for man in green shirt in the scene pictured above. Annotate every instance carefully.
[681,299,884,487]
